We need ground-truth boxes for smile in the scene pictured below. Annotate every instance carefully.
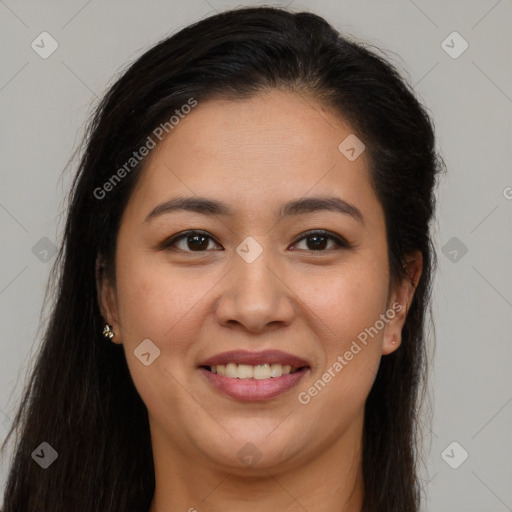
[205,363,302,380]
[198,349,311,401]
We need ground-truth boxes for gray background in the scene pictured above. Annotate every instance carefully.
[1,1,511,510]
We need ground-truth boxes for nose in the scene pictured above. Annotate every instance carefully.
[214,246,296,333]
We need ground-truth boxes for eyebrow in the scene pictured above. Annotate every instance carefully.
[145,195,364,225]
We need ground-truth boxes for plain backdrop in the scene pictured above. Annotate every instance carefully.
[1,1,511,511]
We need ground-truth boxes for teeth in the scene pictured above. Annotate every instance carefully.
[208,363,300,379]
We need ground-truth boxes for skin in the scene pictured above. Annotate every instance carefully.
[99,89,422,512]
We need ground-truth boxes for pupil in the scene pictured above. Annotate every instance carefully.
[308,235,327,250]
[188,235,208,251]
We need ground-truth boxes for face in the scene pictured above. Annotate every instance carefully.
[99,90,421,474]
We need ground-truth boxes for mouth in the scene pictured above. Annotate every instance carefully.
[201,363,305,379]
[198,350,310,401]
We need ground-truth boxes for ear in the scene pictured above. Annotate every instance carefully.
[382,250,423,355]
[95,256,122,344]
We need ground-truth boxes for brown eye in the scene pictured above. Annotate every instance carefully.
[159,229,349,254]
[160,231,221,253]
[180,234,211,251]
[292,230,349,252]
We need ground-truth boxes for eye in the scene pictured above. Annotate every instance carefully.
[160,230,222,253]
[291,230,349,252]
[158,229,349,254]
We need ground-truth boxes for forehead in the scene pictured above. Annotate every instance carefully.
[125,90,383,228]
[150,91,358,170]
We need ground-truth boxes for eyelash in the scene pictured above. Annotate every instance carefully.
[159,229,350,254]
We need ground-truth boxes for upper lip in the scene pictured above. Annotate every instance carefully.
[198,349,310,368]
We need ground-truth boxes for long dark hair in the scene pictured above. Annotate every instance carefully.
[1,6,443,511]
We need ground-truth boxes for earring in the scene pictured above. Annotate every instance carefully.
[103,324,115,340]
[392,334,397,345]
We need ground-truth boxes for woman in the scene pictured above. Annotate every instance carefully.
[1,6,443,511]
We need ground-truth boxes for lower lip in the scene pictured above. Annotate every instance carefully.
[199,367,309,401]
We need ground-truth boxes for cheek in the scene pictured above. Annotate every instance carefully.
[294,257,388,409]
[113,256,209,417]
[115,252,208,344]
[300,257,389,346]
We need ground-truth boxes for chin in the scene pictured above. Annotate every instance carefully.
[195,427,306,472]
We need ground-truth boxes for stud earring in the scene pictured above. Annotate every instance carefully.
[103,324,115,340]
[392,334,397,345]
